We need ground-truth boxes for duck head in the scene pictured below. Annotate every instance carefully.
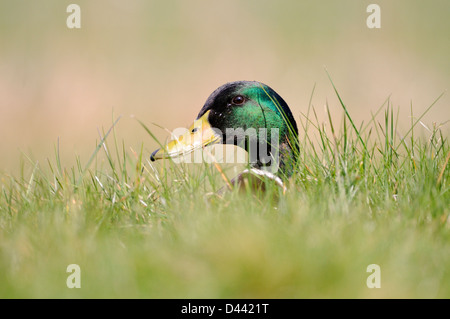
[150,81,298,178]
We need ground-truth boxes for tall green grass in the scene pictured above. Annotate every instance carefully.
[0,85,449,298]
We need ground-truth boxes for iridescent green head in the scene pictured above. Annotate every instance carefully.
[151,81,299,177]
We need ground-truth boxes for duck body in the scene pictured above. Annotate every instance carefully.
[151,81,298,179]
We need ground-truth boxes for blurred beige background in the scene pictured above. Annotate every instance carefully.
[0,0,449,173]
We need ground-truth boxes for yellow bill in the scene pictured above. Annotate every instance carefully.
[150,110,221,161]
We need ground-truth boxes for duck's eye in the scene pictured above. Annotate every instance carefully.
[191,127,199,133]
[231,95,245,105]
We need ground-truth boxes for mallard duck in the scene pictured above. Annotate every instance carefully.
[150,81,298,192]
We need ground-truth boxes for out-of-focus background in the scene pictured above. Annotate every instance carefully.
[0,0,449,173]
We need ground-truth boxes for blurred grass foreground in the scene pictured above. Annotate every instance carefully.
[0,90,449,298]
[0,1,449,298]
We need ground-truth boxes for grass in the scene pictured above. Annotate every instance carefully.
[0,85,449,298]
